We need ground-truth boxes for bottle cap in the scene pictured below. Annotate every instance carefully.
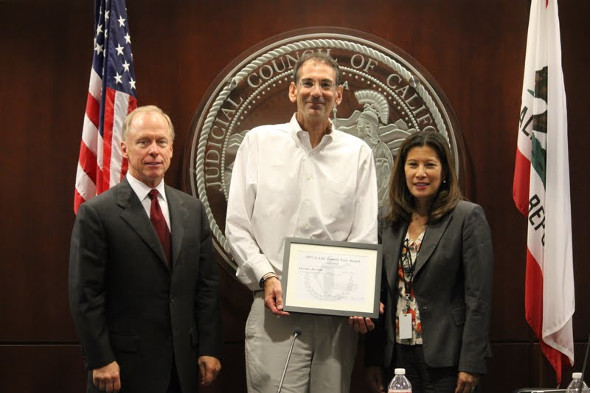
[573,372,583,379]
[394,368,406,375]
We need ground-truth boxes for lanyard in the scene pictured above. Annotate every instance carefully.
[400,238,416,299]
[399,233,424,308]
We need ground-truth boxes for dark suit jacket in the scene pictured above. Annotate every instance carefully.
[366,200,493,375]
[69,178,221,393]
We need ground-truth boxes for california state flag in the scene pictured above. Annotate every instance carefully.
[513,0,574,384]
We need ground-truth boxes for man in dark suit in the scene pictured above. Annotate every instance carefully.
[69,105,222,393]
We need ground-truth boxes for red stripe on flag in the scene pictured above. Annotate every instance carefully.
[100,88,117,194]
[85,92,100,128]
[541,343,569,386]
[513,148,531,217]
[78,140,98,182]
[73,189,86,213]
[524,249,569,383]
[74,94,101,214]
[525,250,543,335]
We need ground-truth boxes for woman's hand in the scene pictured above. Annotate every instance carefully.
[455,371,479,393]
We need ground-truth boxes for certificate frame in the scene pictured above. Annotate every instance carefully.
[281,237,382,318]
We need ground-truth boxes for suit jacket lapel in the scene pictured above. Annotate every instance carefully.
[166,186,187,267]
[382,220,407,295]
[414,211,453,274]
[117,179,170,270]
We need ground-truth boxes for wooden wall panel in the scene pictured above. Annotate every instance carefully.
[0,1,588,392]
[0,346,86,391]
[0,1,87,342]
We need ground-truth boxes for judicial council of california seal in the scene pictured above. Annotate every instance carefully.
[186,28,464,273]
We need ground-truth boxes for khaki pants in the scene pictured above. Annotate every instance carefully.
[245,292,358,393]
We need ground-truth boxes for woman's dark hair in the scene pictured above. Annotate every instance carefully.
[385,130,462,223]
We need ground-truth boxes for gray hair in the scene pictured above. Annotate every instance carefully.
[122,105,175,141]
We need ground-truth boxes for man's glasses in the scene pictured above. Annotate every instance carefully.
[298,79,336,91]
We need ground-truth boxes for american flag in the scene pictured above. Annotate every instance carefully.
[74,0,137,213]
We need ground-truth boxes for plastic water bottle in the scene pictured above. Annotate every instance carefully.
[388,368,412,393]
[567,372,589,393]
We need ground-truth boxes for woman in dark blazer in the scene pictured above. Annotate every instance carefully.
[365,131,493,393]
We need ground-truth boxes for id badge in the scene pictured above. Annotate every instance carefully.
[399,313,412,339]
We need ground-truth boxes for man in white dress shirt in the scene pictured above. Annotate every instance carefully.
[226,52,378,393]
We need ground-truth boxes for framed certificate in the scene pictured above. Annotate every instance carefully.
[281,237,382,318]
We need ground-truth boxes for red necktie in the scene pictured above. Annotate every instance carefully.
[148,189,172,266]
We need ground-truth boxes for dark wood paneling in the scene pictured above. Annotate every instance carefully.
[0,1,88,342]
[0,0,588,392]
[0,345,86,392]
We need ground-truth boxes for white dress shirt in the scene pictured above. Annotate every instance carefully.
[126,173,171,231]
[226,114,378,290]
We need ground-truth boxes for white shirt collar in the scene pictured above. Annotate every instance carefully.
[126,173,167,202]
[289,113,335,146]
